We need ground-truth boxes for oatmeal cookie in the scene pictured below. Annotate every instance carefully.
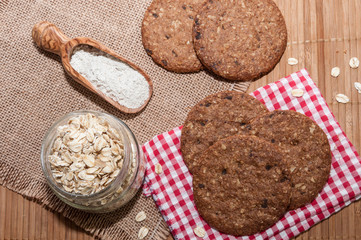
[193,135,291,236]
[247,110,332,210]
[181,91,268,172]
[193,0,287,81]
[142,0,204,72]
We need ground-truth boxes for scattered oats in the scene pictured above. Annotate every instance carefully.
[301,185,307,190]
[290,166,296,173]
[349,57,360,69]
[138,227,149,239]
[335,94,350,103]
[310,177,315,183]
[287,57,298,66]
[193,226,206,238]
[135,211,147,222]
[155,163,163,174]
[331,67,340,77]
[294,183,303,188]
[354,82,361,93]
[291,89,304,97]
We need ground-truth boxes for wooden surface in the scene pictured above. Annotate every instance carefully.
[1,0,361,239]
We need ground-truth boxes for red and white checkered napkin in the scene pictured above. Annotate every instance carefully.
[142,69,361,240]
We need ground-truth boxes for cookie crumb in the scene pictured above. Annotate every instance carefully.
[193,226,206,238]
[335,93,350,103]
[331,67,340,77]
[288,58,298,66]
[349,57,359,69]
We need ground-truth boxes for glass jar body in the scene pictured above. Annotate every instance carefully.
[41,110,146,213]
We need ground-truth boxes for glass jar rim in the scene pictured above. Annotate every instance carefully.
[40,110,138,200]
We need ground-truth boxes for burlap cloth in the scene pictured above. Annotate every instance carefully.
[0,0,249,239]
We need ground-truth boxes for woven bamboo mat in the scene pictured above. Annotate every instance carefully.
[247,0,361,239]
[1,0,361,239]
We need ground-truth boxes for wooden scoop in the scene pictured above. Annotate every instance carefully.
[32,21,153,114]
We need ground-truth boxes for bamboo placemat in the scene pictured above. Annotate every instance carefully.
[1,0,361,239]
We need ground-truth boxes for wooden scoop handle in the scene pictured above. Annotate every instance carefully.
[32,21,70,56]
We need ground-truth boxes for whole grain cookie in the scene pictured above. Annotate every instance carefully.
[247,110,332,210]
[193,0,287,81]
[193,135,291,236]
[181,91,268,172]
[142,0,204,73]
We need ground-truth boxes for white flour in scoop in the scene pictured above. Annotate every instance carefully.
[70,46,149,109]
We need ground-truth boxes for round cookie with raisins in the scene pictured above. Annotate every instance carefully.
[193,135,291,236]
[193,0,287,81]
[142,0,204,73]
[247,110,332,210]
[181,91,268,173]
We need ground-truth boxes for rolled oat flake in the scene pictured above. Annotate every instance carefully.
[135,211,147,222]
[354,82,361,93]
[138,227,149,239]
[291,89,304,97]
[335,93,350,103]
[331,67,340,77]
[155,163,163,174]
[349,57,360,69]
[288,57,298,66]
[193,226,206,238]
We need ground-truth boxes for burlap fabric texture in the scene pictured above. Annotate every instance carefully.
[0,0,249,239]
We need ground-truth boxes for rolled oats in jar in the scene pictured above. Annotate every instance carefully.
[40,110,146,213]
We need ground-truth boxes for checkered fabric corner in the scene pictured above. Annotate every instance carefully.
[142,69,361,240]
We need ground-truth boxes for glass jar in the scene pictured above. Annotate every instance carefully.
[40,110,145,213]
